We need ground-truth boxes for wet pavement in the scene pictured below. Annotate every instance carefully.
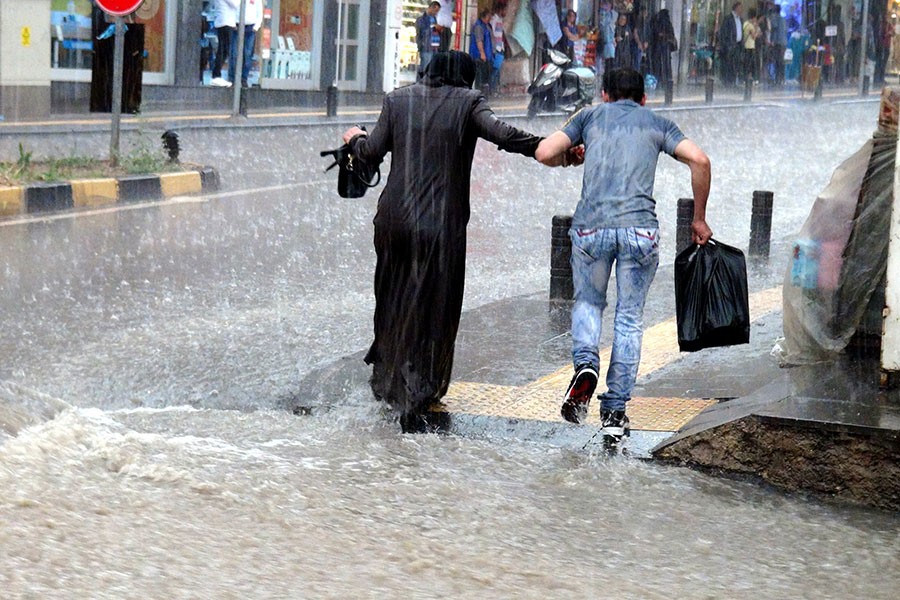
[2,94,900,596]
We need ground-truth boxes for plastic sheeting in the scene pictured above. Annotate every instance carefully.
[778,131,897,364]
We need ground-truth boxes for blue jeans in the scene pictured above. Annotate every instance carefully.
[229,25,256,87]
[570,227,659,411]
[418,51,434,78]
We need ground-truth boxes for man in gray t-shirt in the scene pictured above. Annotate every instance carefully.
[535,68,712,439]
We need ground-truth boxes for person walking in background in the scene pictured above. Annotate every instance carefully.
[340,52,543,432]
[416,1,442,75]
[469,9,495,97]
[614,13,634,69]
[876,13,894,84]
[228,0,262,88]
[769,4,788,86]
[599,2,618,78]
[436,0,455,51]
[489,2,507,94]
[534,68,712,439]
[742,8,761,84]
[717,1,743,87]
[649,9,676,84]
[210,0,238,86]
[563,9,580,61]
[633,5,651,73]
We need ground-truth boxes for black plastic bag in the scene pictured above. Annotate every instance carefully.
[319,143,380,199]
[674,240,750,352]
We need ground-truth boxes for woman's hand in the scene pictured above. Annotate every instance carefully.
[342,126,367,144]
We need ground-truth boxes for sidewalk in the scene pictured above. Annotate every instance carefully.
[0,82,879,136]
[289,249,900,510]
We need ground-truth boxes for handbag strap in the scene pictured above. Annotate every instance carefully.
[347,155,381,188]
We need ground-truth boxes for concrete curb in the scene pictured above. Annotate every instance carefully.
[0,166,219,218]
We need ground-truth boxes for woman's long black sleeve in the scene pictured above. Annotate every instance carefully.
[470,97,542,158]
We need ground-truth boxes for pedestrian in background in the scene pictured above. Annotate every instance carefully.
[614,13,634,69]
[340,52,543,431]
[769,4,788,86]
[228,0,262,88]
[742,8,760,84]
[649,8,676,84]
[563,9,580,61]
[416,1,442,76]
[469,9,495,96]
[717,1,744,87]
[633,5,651,73]
[535,68,712,439]
[210,0,238,87]
[599,2,618,78]
[489,2,507,94]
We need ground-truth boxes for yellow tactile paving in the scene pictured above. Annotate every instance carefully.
[0,186,24,217]
[71,178,118,208]
[440,286,783,432]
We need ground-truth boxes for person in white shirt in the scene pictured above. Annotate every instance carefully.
[489,2,506,94]
[210,0,239,86]
[228,0,263,88]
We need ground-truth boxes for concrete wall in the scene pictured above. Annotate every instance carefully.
[0,0,52,120]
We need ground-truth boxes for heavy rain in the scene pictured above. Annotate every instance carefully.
[1,0,899,598]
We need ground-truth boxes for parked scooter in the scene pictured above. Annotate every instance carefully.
[527,48,595,117]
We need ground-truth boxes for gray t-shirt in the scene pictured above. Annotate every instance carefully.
[562,100,685,231]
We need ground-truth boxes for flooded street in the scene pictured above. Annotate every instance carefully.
[2,101,899,597]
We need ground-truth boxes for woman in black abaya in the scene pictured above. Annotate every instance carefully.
[341,52,542,429]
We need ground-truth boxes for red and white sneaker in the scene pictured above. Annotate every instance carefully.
[561,364,598,424]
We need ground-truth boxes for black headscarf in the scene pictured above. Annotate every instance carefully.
[422,51,476,88]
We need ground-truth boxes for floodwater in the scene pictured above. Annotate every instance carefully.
[1,101,899,597]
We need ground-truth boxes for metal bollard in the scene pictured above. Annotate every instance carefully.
[744,78,753,102]
[665,78,674,105]
[326,84,338,117]
[550,215,574,302]
[862,75,870,97]
[676,198,694,256]
[705,76,714,104]
[749,191,774,260]
[814,76,823,101]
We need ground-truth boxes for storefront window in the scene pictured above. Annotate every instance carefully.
[50,0,173,83]
[50,0,93,70]
[135,0,168,74]
[262,0,323,88]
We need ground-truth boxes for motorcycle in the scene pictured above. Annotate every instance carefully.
[527,48,595,118]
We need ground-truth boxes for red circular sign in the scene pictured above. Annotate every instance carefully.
[95,0,145,17]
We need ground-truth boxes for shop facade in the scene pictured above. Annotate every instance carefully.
[48,0,389,113]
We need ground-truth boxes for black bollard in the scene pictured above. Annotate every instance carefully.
[814,76,823,101]
[705,76,714,104]
[664,78,674,105]
[326,84,338,117]
[676,198,694,256]
[749,191,774,260]
[550,215,574,302]
[862,75,870,97]
[744,77,753,102]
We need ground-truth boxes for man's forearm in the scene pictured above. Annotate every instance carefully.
[690,161,711,222]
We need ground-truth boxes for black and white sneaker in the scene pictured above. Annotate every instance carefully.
[600,409,630,439]
[561,364,598,424]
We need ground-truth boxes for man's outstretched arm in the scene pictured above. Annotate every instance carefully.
[674,139,713,245]
[535,131,575,167]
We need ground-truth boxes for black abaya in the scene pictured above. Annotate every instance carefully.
[350,53,541,417]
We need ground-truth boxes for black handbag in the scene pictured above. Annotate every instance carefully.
[320,137,380,199]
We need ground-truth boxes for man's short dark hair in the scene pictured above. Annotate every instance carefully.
[429,1,441,9]
[602,68,644,103]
